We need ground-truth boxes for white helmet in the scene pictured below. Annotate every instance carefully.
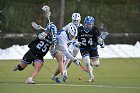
[67,24,77,37]
[72,13,81,26]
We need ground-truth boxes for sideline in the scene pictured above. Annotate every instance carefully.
[2,83,140,89]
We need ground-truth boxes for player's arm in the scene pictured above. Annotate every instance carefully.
[58,35,81,65]
[58,36,74,60]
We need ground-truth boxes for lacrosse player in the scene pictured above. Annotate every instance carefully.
[98,23,109,47]
[77,16,104,82]
[13,5,64,84]
[13,23,57,84]
[51,13,84,82]
[50,24,82,82]
[63,13,83,78]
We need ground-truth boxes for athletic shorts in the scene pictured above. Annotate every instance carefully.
[21,50,44,64]
[80,48,99,58]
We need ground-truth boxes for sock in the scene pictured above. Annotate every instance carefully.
[83,56,94,78]
[64,59,70,70]
[85,62,94,78]
[28,77,33,81]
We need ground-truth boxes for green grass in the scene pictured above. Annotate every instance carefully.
[0,58,140,93]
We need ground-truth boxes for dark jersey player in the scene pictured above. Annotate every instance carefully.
[77,16,104,82]
[13,23,57,84]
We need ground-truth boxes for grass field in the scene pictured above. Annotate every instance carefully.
[0,58,140,93]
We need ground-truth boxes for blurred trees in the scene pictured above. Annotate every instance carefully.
[0,0,140,48]
[1,0,140,33]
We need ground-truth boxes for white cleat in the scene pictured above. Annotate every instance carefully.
[62,75,68,82]
[25,79,36,84]
[86,77,94,82]
[63,70,68,77]
[51,75,57,80]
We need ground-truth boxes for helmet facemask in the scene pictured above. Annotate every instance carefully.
[67,24,77,40]
[84,16,94,33]
[72,13,81,26]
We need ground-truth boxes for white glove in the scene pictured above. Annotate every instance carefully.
[100,42,105,48]
[73,42,80,48]
[101,32,109,39]
[73,58,81,66]
[38,32,47,40]
[97,37,104,45]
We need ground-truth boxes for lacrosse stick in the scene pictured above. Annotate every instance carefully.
[79,62,89,73]
[73,58,89,73]
[42,5,56,50]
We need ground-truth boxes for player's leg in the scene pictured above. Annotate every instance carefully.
[13,51,33,71]
[81,50,94,82]
[91,58,100,67]
[64,58,69,76]
[65,46,79,69]
[87,49,99,82]
[55,52,64,77]
[13,62,28,71]
[83,55,94,82]
[51,51,64,83]
[25,59,44,84]
[90,49,99,67]
[73,46,79,57]
[50,50,61,82]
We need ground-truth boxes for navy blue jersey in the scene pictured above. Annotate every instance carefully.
[77,26,101,48]
[28,34,53,57]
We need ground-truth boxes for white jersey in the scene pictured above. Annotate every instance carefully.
[56,30,74,60]
[62,22,82,58]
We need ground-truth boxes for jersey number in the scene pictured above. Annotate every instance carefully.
[81,38,93,46]
[36,41,48,52]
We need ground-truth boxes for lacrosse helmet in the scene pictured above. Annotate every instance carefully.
[84,16,94,25]
[67,24,77,40]
[72,13,81,26]
[84,16,94,33]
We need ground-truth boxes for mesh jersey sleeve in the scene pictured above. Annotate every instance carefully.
[57,32,74,60]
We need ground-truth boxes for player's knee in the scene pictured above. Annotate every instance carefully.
[83,56,90,63]
[17,64,24,71]
[91,58,100,67]
[55,52,63,62]
[34,63,43,70]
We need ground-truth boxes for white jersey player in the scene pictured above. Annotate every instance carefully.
[62,13,82,77]
[62,13,82,58]
[50,24,81,82]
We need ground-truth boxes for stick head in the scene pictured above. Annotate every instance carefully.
[42,5,51,18]
[31,22,41,30]
[42,5,50,11]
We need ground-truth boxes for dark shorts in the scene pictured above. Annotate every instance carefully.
[80,48,99,58]
[21,50,44,64]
